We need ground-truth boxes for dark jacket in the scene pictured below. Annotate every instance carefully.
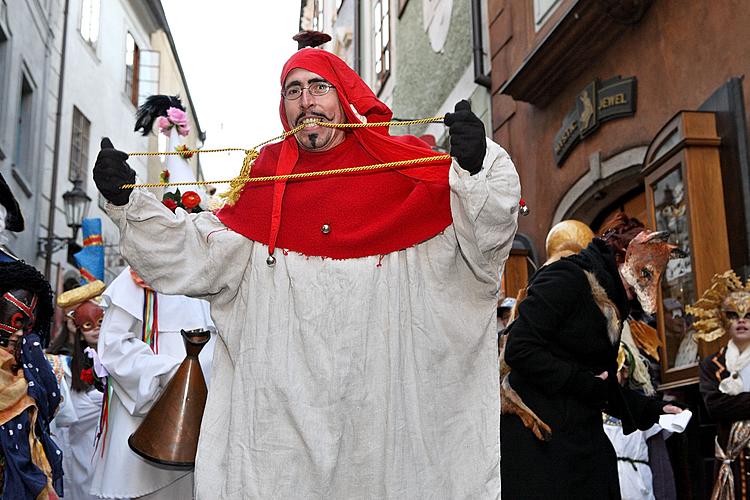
[700,347,750,500]
[500,239,665,500]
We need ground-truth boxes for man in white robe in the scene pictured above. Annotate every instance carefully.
[89,268,216,499]
[93,48,520,499]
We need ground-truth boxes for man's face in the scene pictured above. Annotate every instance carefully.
[282,68,346,152]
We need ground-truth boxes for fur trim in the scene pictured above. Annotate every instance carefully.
[584,270,621,345]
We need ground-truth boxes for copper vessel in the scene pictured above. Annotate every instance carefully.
[128,328,210,469]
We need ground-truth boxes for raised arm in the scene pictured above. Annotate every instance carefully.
[93,138,249,300]
[444,101,521,283]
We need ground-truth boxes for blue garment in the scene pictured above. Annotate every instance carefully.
[0,333,63,499]
[0,250,15,263]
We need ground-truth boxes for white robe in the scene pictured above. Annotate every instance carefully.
[89,269,216,499]
[603,417,663,500]
[106,139,520,499]
[47,354,106,500]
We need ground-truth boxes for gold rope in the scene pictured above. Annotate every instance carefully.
[121,116,447,205]
[122,154,451,188]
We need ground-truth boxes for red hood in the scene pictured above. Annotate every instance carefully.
[216,49,452,259]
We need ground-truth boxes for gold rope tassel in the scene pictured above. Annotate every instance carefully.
[221,149,258,205]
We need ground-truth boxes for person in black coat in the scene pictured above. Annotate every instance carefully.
[500,214,683,500]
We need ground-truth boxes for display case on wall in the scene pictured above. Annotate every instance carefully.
[642,111,731,388]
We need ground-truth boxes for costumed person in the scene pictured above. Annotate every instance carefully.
[47,281,106,500]
[0,260,63,499]
[0,172,24,262]
[543,219,595,265]
[693,270,750,500]
[500,213,684,499]
[603,340,665,500]
[88,268,216,499]
[91,35,521,498]
[89,96,217,500]
[47,220,108,500]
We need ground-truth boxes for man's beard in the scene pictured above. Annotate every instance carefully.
[308,133,318,148]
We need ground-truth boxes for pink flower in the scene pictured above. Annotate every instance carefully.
[167,107,191,136]
[156,116,172,136]
[167,107,188,127]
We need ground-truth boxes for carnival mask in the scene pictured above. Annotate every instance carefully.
[70,301,104,332]
[721,291,750,338]
[0,289,38,352]
[70,300,104,345]
[620,230,687,315]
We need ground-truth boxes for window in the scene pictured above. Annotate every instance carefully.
[125,33,140,106]
[137,50,160,106]
[79,0,100,47]
[534,0,562,30]
[373,0,391,93]
[312,0,324,31]
[69,107,91,187]
[13,74,34,175]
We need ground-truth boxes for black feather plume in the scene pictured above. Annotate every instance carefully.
[134,95,185,136]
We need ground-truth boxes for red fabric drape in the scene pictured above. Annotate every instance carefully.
[216,49,452,259]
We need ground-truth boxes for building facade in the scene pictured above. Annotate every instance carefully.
[0,0,202,288]
[0,0,65,266]
[490,0,750,496]
[299,0,493,147]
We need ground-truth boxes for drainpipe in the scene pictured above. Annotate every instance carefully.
[471,0,491,89]
[44,0,70,279]
[354,0,361,75]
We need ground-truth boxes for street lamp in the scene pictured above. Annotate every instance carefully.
[61,179,91,240]
[38,179,92,259]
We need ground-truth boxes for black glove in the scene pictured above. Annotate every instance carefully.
[93,138,135,206]
[444,100,486,175]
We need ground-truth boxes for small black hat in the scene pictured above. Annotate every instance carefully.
[0,171,24,232]
[293,31,332,50]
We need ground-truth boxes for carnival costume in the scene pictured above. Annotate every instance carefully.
[93,47,520,498]
[500,216,682,500]
[0,261,63,499]
[693,270,750,500]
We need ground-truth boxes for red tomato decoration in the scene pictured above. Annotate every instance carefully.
[181,191,201,210]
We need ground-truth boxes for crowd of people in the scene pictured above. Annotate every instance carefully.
[0,36,747,500]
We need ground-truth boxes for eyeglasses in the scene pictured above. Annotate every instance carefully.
[282,82,336,100]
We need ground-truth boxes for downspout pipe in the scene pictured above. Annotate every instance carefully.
[354,0,361,75]
[471,0,491,89]
[44,0,70,279]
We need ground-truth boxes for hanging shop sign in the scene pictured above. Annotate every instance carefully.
[553,76,637,165]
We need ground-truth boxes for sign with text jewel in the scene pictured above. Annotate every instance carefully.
[553,76,637,166]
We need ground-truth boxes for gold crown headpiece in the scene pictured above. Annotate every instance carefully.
[686,270,750,343]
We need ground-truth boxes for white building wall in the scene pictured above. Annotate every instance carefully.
[42,0,156,283]
[0,0,65,265]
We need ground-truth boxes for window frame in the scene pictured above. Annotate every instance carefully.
[533,0,563,31]
[12,70,36,178]
[373,0,392,95]
[68,106,91,188]
[124,32,140,107]
[79,0,100,48]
